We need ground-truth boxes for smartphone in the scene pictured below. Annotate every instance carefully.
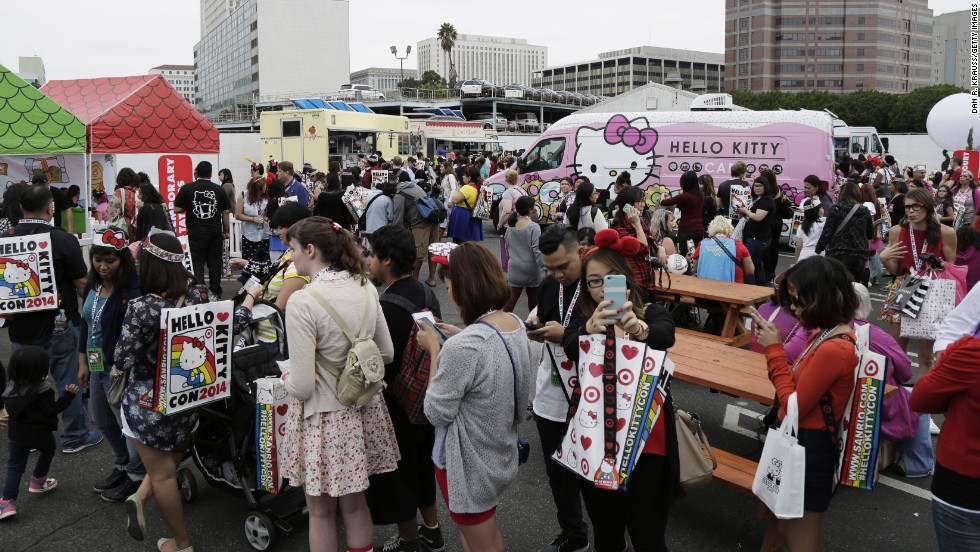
[525,322,544,331]
[415,316,448,343]
[603,274,628,320]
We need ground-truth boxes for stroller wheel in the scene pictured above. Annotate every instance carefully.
[177,468,198,503]
[244,511,276,551]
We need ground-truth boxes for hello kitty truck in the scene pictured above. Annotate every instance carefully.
[485,110,836,219]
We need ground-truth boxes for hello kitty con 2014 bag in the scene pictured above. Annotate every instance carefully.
[151,299,235,415]
[752,393,806,519]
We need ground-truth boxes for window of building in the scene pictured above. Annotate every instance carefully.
[857,48,865,56]
[855,80,864,88]
[856,63,864,72]
[739,18,749,30]
[858,16,866,24]
[807,80,814,86]
[282,119,302,137]
[777,80,804,87]
[858,33,865,40]
[739,48,749,61]
[816,80,843,87]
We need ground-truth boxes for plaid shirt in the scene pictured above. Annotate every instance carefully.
[613,217,655,291]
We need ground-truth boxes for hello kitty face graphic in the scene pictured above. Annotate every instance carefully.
[616,391,633,411]
[3,261,30,284]
[570,115,662,189]
[578,409,599,429]
[179,340,206,372]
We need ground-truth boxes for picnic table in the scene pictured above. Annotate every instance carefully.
[654,274,773,347]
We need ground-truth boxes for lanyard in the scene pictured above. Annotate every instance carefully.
[90,285,112,338]
[791,325,842,374]
[909,226,929,273]
[19,218,52,226]
[557,282,581,328]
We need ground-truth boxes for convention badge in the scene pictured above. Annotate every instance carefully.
[87,347,106,372]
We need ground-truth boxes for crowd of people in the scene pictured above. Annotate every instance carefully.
[0,147,977,552]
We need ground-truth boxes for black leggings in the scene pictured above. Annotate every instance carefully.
[829,253,868,286]
[580,454,671,552]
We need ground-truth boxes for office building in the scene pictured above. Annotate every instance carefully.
[17,56,46,88]
[200,0,246,38]
[416,34,547,87]
[350,67,418,91]
[194,0,350,118]
[149,65,196,105]
[725,0,934,93]
[533,46,724,96]
[932,9,971,89]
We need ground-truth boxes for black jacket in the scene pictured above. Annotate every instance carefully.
[815,201,874,258]
[77,277,142,368]
[2,382,75,441]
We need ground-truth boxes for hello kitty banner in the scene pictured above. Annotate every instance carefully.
[0,233,58,315]
[552,334,673,491]
[255,377,289,493]
[152,300,234,415]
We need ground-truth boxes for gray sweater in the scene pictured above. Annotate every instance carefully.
[504,222,545,288]
[424,318,532,513]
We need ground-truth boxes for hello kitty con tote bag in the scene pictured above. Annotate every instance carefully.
[752,392,806,519]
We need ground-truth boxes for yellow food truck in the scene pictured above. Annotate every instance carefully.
[260,109,411,170]
[409,117,503,159]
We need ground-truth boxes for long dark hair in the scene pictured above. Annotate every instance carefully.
[138,232,194,298]
[800,200,823,236]
[904,187,941,249]
[838,182,862,204]
[285,217,369,284]
[860,182,883,220]
[7,346,49,391]
[567,182,596,229]
[611,186,645,227]
[956,226,980,252]
[88,227,136,289]
[218,168,233,184]
[135,183,171,242]
[576,249,645,321]
[116,167,138,190]
[777,256,858,330]
[2,185,24,225]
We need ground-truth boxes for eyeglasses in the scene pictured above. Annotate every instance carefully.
[904,203,924,212]
[586,278,604,288]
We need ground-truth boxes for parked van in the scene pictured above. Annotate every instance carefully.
[485,110,836,223]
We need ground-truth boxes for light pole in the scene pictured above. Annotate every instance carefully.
[390,45,412,88]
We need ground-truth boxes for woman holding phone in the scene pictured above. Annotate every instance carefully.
[561,229,678,552]
[750,256,860,552]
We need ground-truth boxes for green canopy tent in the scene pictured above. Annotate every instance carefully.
[0,63,88,233]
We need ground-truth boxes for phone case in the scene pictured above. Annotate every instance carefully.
[604,275,628,320]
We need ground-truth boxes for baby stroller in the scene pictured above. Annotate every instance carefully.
[182,299,307,551]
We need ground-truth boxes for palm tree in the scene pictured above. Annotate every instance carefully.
[437,23,458,88]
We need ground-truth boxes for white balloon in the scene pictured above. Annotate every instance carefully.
[926,93,980,151]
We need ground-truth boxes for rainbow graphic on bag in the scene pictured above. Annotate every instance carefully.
[169,335,217,388]
[0,257,41,298]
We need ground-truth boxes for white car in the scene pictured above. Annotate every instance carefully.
[514,112,540,132]
[336,84,385,100]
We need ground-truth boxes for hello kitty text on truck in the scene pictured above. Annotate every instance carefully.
[0,234,57,315]
[151,300,235,415]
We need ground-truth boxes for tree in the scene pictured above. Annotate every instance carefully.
[437,23,458,88]
[889,84,966,133]
[400,71,449,91]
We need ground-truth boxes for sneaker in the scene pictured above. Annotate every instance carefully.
[417,524,445,552]
[102,477,141,503]
[125,494,146,541]
[62,431,103,454]
[929,417,941,436]
[0,499,16,520]
[94,468,128,493]
[539,533,590,552]
[28,476,57,493]
[381,534,419,552]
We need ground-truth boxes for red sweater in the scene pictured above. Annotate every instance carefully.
[909,336,980,479]
[764,332,856,430]
[659,192,704,234]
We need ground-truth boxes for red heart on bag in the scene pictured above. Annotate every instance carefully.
[560,360,574,371]
[621,345,639,360]
[217,312,229,322]
[589,363,603,378]
[605,406,615,415]
[581,436,592,450]
[616,418,626,431]
[39,241,49,249]
[580,340,591,354]
[276,404,288,416]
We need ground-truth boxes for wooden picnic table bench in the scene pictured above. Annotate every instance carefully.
[654,274,774,347]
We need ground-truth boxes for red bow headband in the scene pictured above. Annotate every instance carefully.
[99,229,128,251]
[586,229,641,259]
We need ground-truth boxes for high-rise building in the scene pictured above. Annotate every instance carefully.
[194,0,350,118]
[416,34,547,87]
[200,0,246,38]
[534,46,724,96]
[17,56,46,88]
[725,0,934,93]
[932,10,971,89]
[149,65,196,105]
[350,67,418,91]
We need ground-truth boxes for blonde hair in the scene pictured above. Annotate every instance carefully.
[505,169,519,186]
[707,215,734,237]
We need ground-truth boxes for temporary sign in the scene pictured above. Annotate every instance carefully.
[158,154,193,237]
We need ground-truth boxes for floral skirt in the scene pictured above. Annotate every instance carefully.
[879,276,902,324]
[280,393,400,497]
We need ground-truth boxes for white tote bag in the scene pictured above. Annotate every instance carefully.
[901,277,956,340]
[752,393,806,520]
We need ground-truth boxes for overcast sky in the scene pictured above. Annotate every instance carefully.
[2,0,969,80]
